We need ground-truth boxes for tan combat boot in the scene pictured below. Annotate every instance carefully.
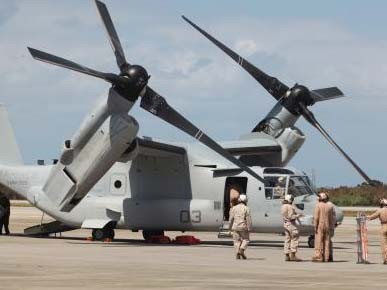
[289,253,302,262]
[312,256,324,263]
[285,254,290,261]
[239,249,247,260]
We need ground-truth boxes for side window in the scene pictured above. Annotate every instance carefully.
[264,175,287,200]
[110,174,127,195]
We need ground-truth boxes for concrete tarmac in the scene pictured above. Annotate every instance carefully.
[0,206,386,290]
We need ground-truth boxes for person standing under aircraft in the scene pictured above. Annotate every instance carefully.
[367,198,387,264]
[281,194,303,261]
[0,192,11,235]
[229,194,252,260]
[312,192,335,262]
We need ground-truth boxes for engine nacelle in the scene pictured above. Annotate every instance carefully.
[276,126,305,165]
[43,113,139,212]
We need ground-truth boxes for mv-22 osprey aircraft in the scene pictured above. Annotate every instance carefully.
[0,0,375,245]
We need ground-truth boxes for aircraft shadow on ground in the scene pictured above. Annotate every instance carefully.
[8,234,351,251]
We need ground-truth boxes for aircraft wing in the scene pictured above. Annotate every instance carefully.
[220,138,282,167]
[135,137,186,157]
[130,136,282,167]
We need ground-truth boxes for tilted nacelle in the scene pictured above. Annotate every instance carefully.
[254,101,305,165]
[43,88,139,212]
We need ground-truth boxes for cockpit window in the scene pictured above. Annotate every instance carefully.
[264,175,314,200]
[264,175,287,200]
[288,176,314,197]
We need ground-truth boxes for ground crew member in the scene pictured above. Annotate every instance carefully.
[229,184,241,208]
[281,194,303,261]
[229,194,251,259]
[367,198,387,264]
[312,192,335,262]
[0,192,11,235]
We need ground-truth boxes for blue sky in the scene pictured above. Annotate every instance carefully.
[1,0,387,186]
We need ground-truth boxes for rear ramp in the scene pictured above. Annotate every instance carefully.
[24,220,76,236]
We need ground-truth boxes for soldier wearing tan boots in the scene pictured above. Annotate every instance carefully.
[367,198,387,264]
[281,194,303,262]
[312,192,335,262]
[229,194,252,260]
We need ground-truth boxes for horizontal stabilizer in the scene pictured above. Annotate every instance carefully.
[311,87,345,102]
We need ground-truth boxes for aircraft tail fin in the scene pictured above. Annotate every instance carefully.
[0,104,23,165]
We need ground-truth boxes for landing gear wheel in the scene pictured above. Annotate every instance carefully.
[106,228,115,240]
[142,230,164,241]
[92,229,105,241]
[308,235,315,248]
[92,228,115,241]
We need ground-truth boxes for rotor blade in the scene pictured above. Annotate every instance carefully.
[182,16,289,100]
[140,87,265,182]
[28,47,117,83]
[95,0,129,71]
[311,87,345,102]
[299,104,373,184]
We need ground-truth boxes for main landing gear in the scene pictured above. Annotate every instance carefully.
[91,223,115,241]
[142,230,165,241]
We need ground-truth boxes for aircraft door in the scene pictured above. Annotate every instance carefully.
[223,177,248,221]
[110,174,127,195]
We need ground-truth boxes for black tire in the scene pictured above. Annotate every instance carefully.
[142,230,164,241]
[308,235,315,248]
[92,229,105,241]
[106,228,115,240]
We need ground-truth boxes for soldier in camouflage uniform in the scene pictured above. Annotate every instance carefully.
[229,194,252,260]
[281,194,303,261]
[368,198,387,264]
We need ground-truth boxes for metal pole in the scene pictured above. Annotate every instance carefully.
[356,212,369,264]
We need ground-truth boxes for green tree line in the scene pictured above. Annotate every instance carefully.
[319,184,387,206]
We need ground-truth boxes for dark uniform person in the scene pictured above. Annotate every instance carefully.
[229,194,252,260]
[367,198,387,264]
[312,192,335,262]
[281,194,303,261]
[0,192,11,235]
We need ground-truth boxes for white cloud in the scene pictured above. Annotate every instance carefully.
[234,39,258,56]
[1,1,386,185]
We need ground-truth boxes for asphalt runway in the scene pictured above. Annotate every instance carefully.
[0,207,385,290]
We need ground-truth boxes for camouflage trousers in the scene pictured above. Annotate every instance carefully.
[232,230,250,254]
[283,222,299,254]
[314,229,332,261]
[381,224,387,262]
